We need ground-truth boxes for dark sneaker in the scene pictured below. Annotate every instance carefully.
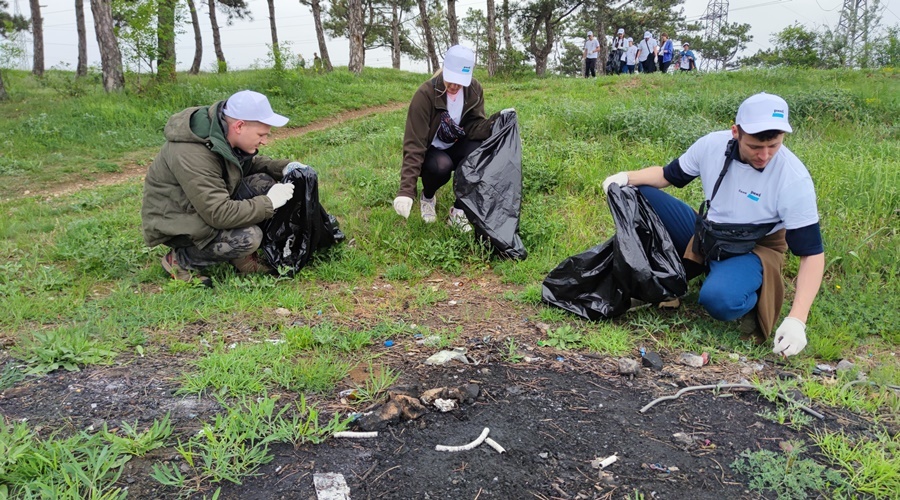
[739,310,766,345]
[230,253,276,275]
[161,250,212,288]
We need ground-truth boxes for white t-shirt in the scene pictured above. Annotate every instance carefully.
[622,46,638,65]
[678,130,819,232]
[637,38,657,62]
[612,36,627,51]
[431,91,465,150]
[584,38,600,59]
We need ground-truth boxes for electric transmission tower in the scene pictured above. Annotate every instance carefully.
[836,0,870,67]
[700,0,728,71]
[12,0,31,70]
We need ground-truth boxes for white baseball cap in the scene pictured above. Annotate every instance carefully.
[587,31,593,36]
[617,28,624,34]
[735,92,793,134]
[626,37,633,42]
[643,31,652,38]
[443,45,475,87]
[223,90,289,127]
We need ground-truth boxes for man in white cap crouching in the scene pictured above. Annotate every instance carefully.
[601,93,825,358]
[142,90,308,286]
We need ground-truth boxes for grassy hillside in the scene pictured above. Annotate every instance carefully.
[0,66,897,498]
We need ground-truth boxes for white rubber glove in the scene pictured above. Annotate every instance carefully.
[393,196,413,219]
[266,183,295,209]
[501,108,515,115]
[773,317,807,357]
[602,172,629,193]
[282,162,309,177]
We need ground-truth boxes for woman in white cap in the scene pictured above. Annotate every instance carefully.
[393,45,501,231]
[678,42,696,71]
[611,28,627,74]
[636,31,658,73]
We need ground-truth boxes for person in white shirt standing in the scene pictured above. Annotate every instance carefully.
[621,38,637,73]
[610,28,627,74]
[636,31,658,73]
[602,93,825,358]
[583,31,601,78]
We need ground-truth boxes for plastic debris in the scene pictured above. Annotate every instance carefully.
[424,348,469,366]
[313,472,350,500]
[384,340,394,347]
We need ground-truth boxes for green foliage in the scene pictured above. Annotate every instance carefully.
[101,414,173,457]
[503,337,525,363]
[0,362,24,391]
[12,327,116,374]
[351,363,400,405]
[731,441,848,499]
[813,428,899,498]
[150,395,348,494]
[539,325,583,350]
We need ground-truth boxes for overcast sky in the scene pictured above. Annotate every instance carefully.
[7,0,899,73]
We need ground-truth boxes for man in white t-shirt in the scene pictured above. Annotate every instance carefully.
[583,31,601,78]
[602,93,825,358]
[635,31,658,73]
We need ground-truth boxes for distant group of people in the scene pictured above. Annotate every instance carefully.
[588,28,695,76]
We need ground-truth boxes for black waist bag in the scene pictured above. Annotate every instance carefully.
[694,139,779,261]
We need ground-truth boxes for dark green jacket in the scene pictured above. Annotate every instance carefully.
[141,101,289,248]
[398,74,496,198]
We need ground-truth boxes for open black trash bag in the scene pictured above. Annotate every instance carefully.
[453,111,527,260]
[541,184,687,320]
[262,167,345,273]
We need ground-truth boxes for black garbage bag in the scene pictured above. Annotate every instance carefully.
[453,111,527,260]
[261,167,345,273]
[541,184,687,320]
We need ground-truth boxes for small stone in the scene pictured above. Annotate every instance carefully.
[641,351,663,371]
[816,363,835,373]
[448,300,458,306]
[538,452,549,459]
[678,353,705,368]
[836,359,855,372]
[274,307,290,317]
[617,357,641,376]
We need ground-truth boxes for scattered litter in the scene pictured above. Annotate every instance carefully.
[816,363,835,373]
[590,454,618,469]
[433,398,457,412]
[671,432,694,447]
[538,452,549,459]
[448,300,458,306]
[484,437,506,454]
[415,335,442,346]
[384,340,394,347]
[643,463,679,473]
[264,338,285,344]
[313,472,350,500]
[333,431,378,439]
[435,427,490,452]
[523,356,541,363]
[274,307,291,317]
[339,389,359,402]
[556,356,565,362]
[424,348,469,366]
[617,357,641,376]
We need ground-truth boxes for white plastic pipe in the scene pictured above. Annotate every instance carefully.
[435,427,490,452]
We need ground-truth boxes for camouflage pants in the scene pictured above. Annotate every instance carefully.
[172,173,276,270]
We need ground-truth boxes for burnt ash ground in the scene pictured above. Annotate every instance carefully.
[0,279,876,499]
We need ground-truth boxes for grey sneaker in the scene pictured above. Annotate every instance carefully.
[420,194,437,223]
[447,207,472,233]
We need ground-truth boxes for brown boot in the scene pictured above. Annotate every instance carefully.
[739,310,766,345]
[161,250,212,287]
[230,253,276,275]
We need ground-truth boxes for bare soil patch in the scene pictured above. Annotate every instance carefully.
[0,278,867,499]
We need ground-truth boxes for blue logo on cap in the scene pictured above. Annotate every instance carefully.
[461,66,471,74]
[772,109,785,118]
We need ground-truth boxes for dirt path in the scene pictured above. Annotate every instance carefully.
[34,102,406,200]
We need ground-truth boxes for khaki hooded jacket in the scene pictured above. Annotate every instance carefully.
[397,74,496,199]
[141,101,289,248]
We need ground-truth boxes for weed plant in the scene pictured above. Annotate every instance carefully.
[731,440,848,499]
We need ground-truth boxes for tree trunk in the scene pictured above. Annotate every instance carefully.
[75,0,88,77]
[308,0,333,72]
[186,0,203,74]
[347,0,364,74]
[486,0,497,76]
[89,0,125,91]
[391,2,401,69]
[157,0,176,81]
[502,0,511,52]
[0,70,8,101]
[417,0,439,72]
[267,0,282,70]
[208,0,227,72]
[29,0,44,76]
[447,0,458,45]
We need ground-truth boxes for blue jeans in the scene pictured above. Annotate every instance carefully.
[637,186,762,321]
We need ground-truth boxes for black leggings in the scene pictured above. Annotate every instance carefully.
[421,138,482,208]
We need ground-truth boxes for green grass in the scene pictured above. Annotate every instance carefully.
[0,67,897,495]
